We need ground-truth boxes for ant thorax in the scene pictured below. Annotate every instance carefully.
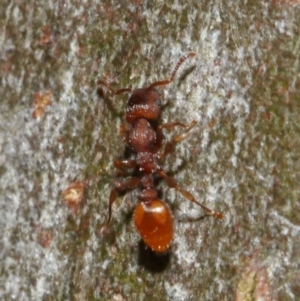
[128,118,157,153]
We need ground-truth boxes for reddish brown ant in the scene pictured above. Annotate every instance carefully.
[98,52,223,253]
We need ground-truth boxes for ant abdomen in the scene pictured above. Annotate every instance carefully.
[134,199,173,253]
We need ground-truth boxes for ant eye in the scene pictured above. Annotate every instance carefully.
[155,99,161,107]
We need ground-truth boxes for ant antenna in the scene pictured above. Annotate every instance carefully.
[98,80,132,95]
[148,52,196,89]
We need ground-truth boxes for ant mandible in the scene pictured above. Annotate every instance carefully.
[98,52,223,253]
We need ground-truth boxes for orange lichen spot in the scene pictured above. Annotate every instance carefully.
[36,227,52,248]
[62,181,85,215]
[32,90,53,118]
[38,26,52,46]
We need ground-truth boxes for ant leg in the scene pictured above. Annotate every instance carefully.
[100,177,141,233]
[119,123,130,143]
[114,159,137,169]
[148,52,196,89]
[157,169,224,219]
[156,121,191,150]
[158,121,192,130]
[98,80,132,95]
[158,120,197,160]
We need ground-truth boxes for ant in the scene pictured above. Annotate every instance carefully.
[98,52,223,253]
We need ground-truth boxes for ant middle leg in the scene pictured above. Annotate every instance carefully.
[158,119,197,161]
[157,169,224,219]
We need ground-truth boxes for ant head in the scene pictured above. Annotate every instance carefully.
[134,199,173,253]
[126,87,162,124]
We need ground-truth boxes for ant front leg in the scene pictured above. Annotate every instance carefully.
[158,119,197,161]
[157,169,224,219]
[100,177,140,234]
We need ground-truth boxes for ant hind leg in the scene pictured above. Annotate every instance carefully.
[157,169,224,219]
[99,177,141,235]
